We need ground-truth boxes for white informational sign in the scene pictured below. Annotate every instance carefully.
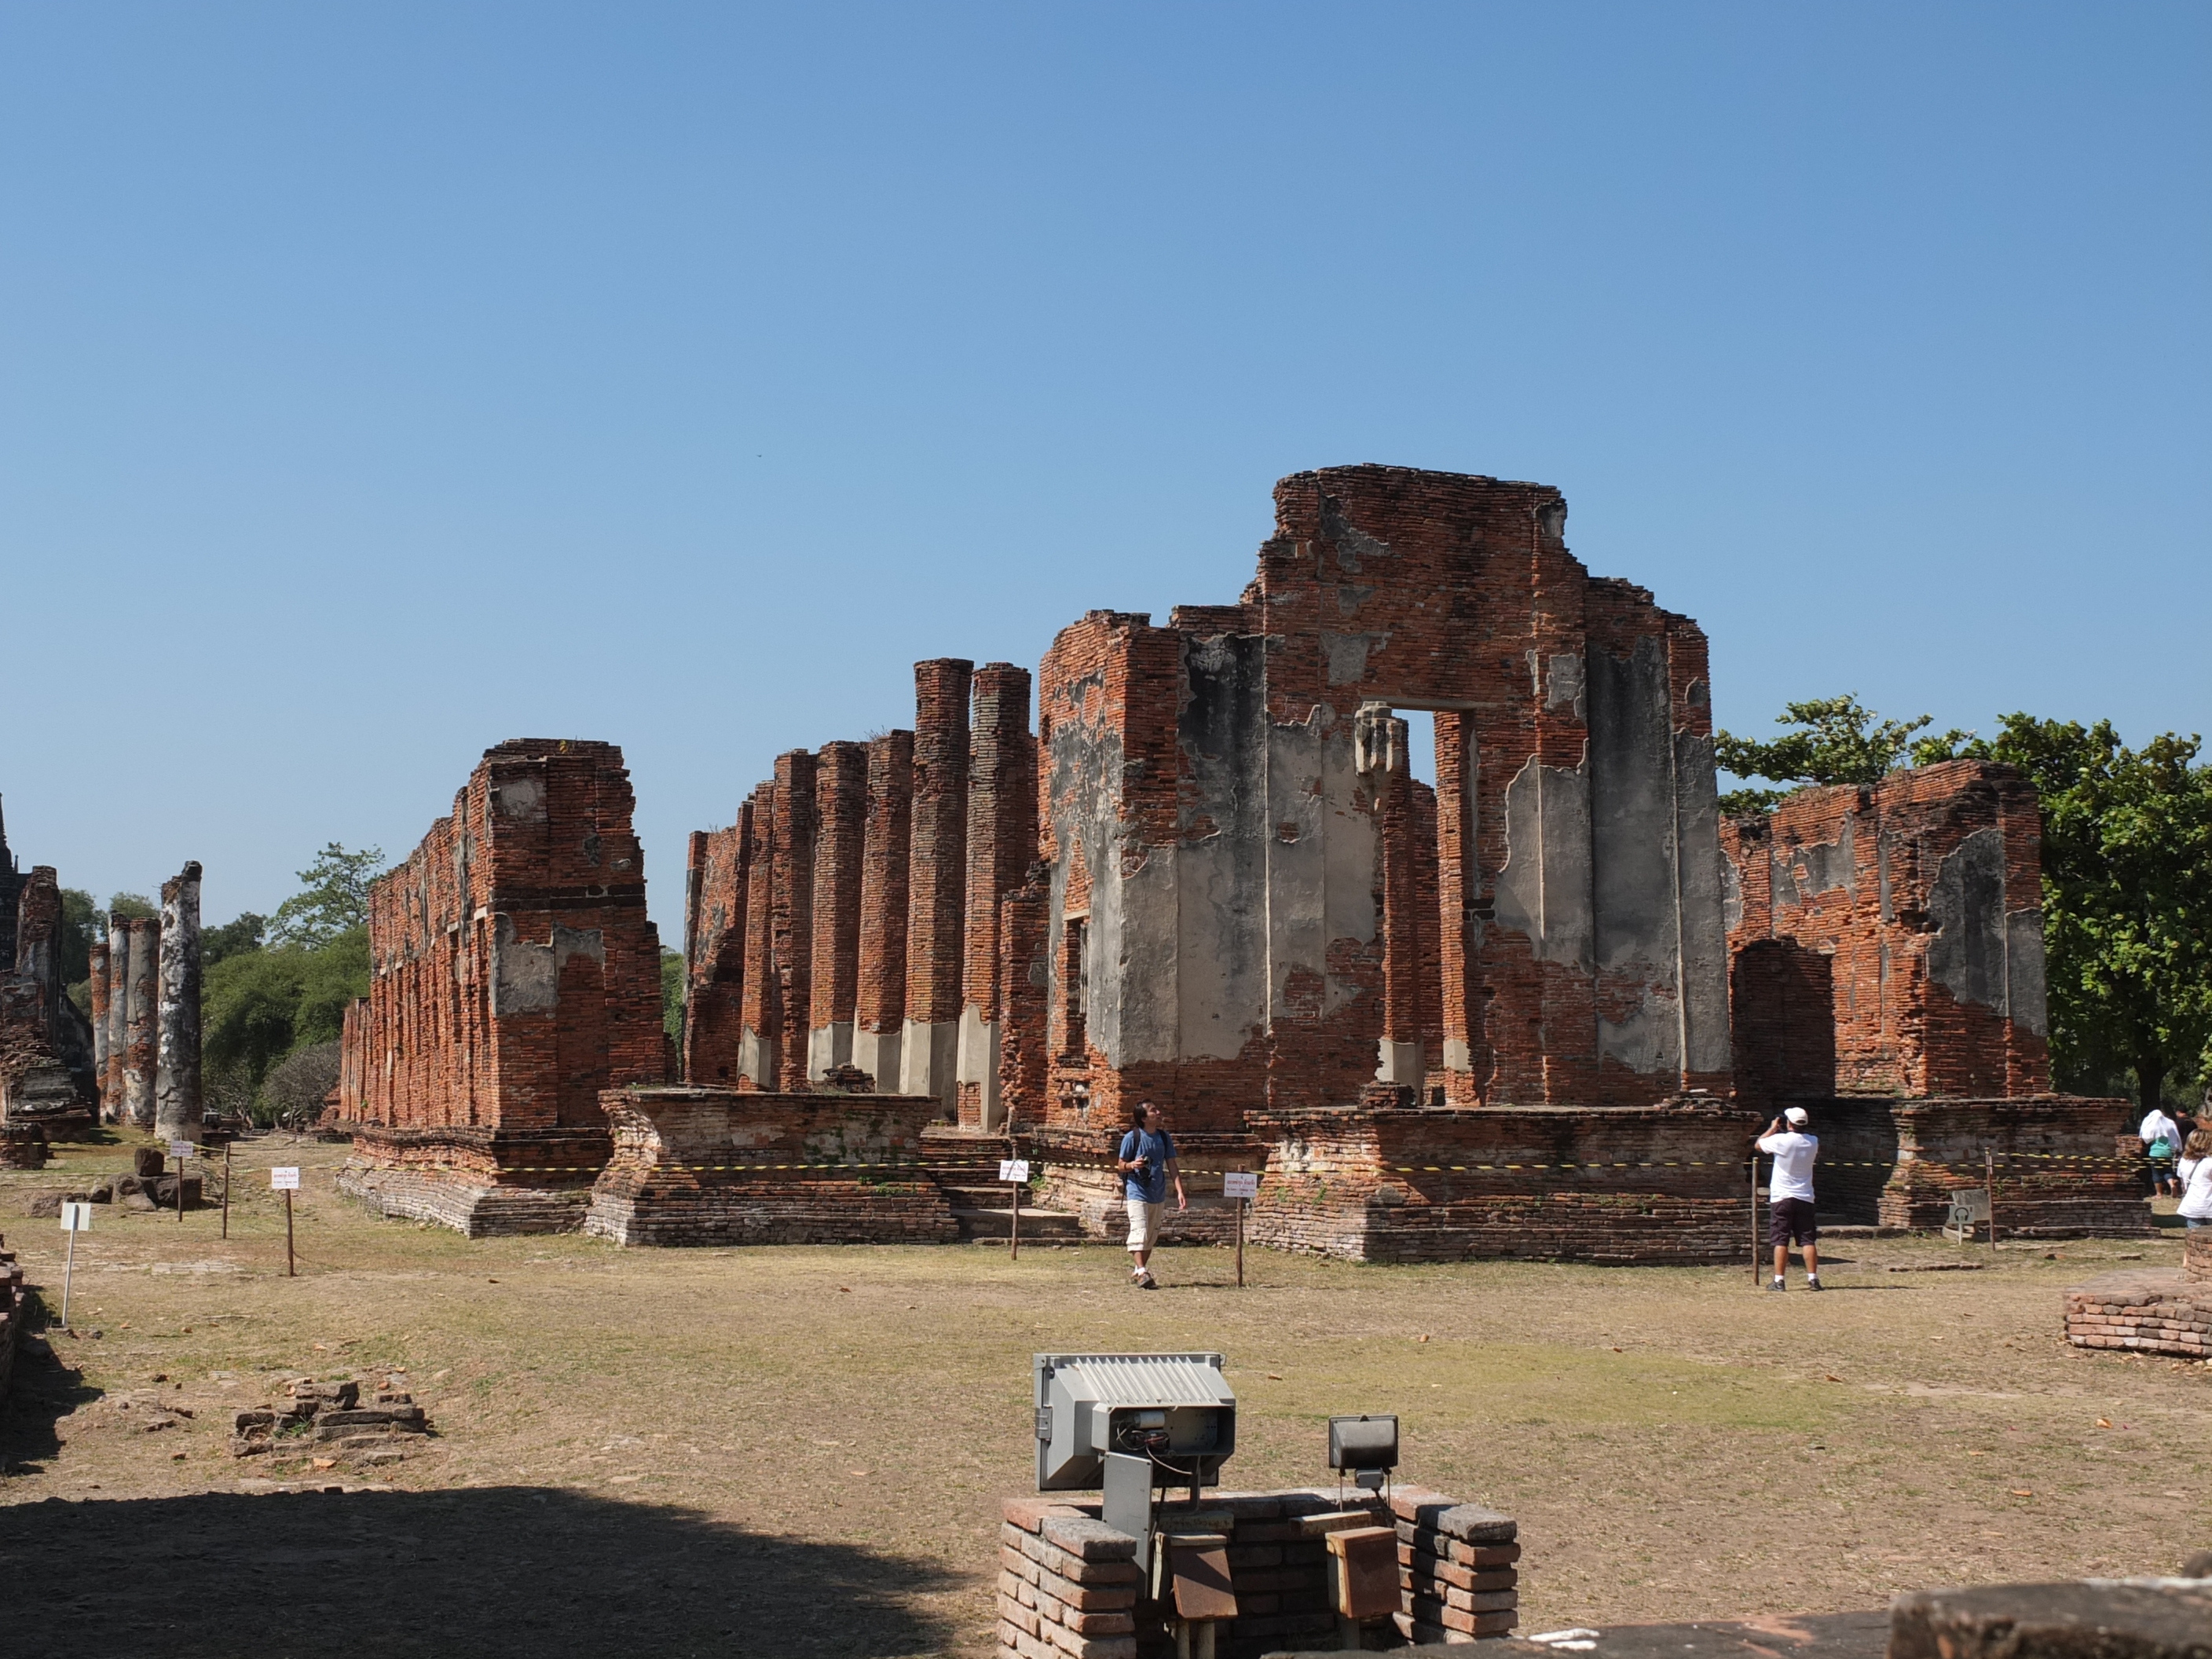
[1222,1171,1259,1200]
[169,1141,194,1161]
[59,1201,93,1232]
[998,1159,1031,1184]
[270,1166,301,1192]
[1943,1188,1991,1240]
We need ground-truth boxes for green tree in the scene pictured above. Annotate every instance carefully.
[203,947,313,1090]
[268,843,383,949]
[1968,716,2212,1110]
[661,948,686,1049]
[203,912,267,970]
[1716,694,1972,816]
[106,892,157,922]
[60,888,98,1013]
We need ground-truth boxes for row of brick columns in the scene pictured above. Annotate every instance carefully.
[84,861,203,1139]
[687,660,1041,1126]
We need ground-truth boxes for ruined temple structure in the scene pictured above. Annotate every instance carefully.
[0,804,99,1134]
[1719,762,2136,1236]
[681,660,1038,1131]
[336,741,670,1235]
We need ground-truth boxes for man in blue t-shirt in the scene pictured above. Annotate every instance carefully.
[1116,1101,1186,1291]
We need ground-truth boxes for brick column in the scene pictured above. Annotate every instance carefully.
[88,939,111,1117]
[738,782,779,1089]
[123,914,161,1129]
[958,663,1035,1129]
[1433,713,1483,1102]
[851,731,913,1092]
[995,862,1050,1129]
[681,807,752,1087]
[155,861,203,1143]
[808,741,867,1082]
[104,915,130,1112]
[771,750,819,1092]
[900,658,971,1111]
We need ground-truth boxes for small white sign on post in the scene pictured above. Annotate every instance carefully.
[169,1141,194,1162]
[60,1201,93,1232]
[998,1159,1031,1185]
[270,1167,301,1191]
[1222,1171,1259,1199]
[1943,1187,1991,1241]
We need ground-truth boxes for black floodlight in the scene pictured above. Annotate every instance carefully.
[1328,1414,1399,1492]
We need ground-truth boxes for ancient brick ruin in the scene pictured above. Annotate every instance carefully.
[0,807,98,1134]
[1717,760,2133,1240]
[336,463,2140,1257]
[337,740,669,1235]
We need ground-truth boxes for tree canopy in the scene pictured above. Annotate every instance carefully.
[267,843,383,949]
[1716,694,1971,815]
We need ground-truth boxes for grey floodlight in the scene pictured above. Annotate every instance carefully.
[1033,1353,1236,1492]
[1328,1414,1399,1492]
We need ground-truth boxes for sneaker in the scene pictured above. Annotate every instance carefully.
[1805,1277,1823,1291]
[1767,1277,1785,1292]
[1140,1273,1159,1291]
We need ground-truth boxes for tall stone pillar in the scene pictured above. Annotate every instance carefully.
[808,742,867,1081]
[738,782,778,1089]
[900,658,972,1113]
[851,731,913,1092]
[1360,708,1425,1085]
[155,861,203,1142]
[88,939,112,1113]
[958,663,1035,1130]
[771,749,819,1092]
[123,914,161,1129]
[1434,713,1483,1103]
[104,916,130,1111]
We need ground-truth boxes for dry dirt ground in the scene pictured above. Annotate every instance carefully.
[0,1133,2203,1658]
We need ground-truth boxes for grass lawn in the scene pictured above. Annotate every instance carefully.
[0,1133,2203,1657]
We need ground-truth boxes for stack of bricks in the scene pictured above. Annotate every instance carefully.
[0,1232,24,1407]
[1390,1486,1520,1643]
[336,740,668,1236]
[2064,1263,2212,1361]
[996,1485,1518,1659]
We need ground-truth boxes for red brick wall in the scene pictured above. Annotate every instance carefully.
[681,808,751,1086]
[771,749,819,1092]
[738,782,779,1088]
[346,740,667,1136]
[960,663,1036,1124]
[1719,760,2051,1102]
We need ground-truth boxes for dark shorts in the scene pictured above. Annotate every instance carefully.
[1770,1198,1818,1247]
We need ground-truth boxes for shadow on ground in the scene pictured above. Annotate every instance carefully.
[0,1485,959,1657]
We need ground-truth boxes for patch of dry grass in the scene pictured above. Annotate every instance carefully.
[0,1133,2203,1657]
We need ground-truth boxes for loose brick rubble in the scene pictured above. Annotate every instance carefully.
[2064,1231,2212,1361]
[994,1482,1516,1659]
[336,740,669,1236]
[233,1373,433,1467]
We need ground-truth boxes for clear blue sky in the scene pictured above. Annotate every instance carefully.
[3,2,2206,943]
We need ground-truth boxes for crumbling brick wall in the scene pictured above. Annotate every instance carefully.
[1719,760,2050,1103]
[1035,466,1732,1137]
[681,809,751,1087]
[0,864,97,1123]
[339,739,667,1235]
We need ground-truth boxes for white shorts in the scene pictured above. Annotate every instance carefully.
[1126,1200,1164,1253]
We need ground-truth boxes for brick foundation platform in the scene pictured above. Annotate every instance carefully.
[339,1126,607,1237]
[583,1085,957,1247]
[2063,1232,2212,1361]
[1865,1097,2144,1236]
[997,1485,1517,1659]
[1243,1101,1759,1265]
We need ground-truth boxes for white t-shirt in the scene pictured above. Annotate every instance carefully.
[1757,1130,1818,1203]
[2177,1155,2212,1221]
[2141,1111,2181,1150]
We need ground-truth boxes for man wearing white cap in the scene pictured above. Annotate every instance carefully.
[1756,1107,1822,1291]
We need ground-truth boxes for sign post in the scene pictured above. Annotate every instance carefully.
[58,1201,91,1327]
[999,1159,1031,1260]
[221,1141,233,1240]
[1985,1148,1999,1251]
[1224,1171,1258,1287]
[1943,1187,1992,1245]
[1750,1156,1763,1284]
[272,1167,300,1276]
[170,1141,193,1222]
